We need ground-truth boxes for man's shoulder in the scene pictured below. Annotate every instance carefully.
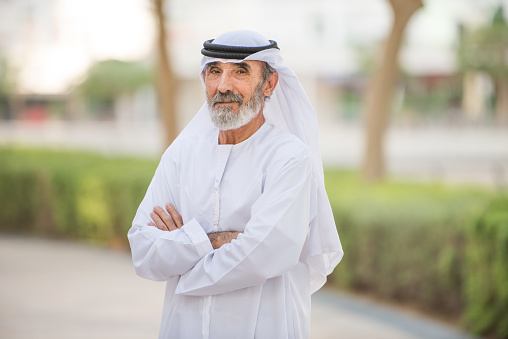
[265,124,308,152]
[177,127,217,146]
[162,127,217,160]
[260,124,311,163]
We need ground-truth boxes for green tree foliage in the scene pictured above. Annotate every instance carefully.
[0,57,18,119]
[77,59,152,103]
[458,7,508,78]
[458,6,508,122]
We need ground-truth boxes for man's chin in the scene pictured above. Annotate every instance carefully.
[212,107,240,115]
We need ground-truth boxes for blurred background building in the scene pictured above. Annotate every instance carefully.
[1,0,507,184]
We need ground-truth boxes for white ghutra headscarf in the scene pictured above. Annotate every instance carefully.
[179,30,343,293]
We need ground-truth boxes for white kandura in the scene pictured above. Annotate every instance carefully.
[128,30,343,339]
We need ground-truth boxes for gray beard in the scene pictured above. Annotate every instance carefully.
[207,84,264,131]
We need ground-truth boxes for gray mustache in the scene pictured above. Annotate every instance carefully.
[211,92,244,106]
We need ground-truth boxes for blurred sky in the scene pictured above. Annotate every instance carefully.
[1,0,507,94]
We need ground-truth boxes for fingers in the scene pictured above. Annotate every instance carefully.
[148,204,184,232]
[150,206,178,231]
[166,204,184,229]
[150,209,170,231]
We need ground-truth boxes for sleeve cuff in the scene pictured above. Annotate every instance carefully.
[180,218,214,252]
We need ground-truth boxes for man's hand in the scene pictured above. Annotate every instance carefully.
[208,232,241,249]
[149,204,183,231]
[148,204,240,248]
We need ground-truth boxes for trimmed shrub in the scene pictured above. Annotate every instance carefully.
[1,147,506,337]
[463,195,508,338]
[0,146,156,245]
[324,171,507,338]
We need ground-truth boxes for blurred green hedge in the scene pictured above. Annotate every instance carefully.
[0,147,156,246]
[0,147,506,337]
[325,171,507,338]
[464,195,508,337]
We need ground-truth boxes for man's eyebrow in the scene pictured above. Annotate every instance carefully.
[234,62,251,70]
[206,62,219,69]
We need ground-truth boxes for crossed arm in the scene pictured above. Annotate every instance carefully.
[149,203,240,249]
[130,149,313,292]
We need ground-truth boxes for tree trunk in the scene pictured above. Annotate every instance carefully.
[153,0,178,148]
[495,77,508,125]
[9,93,22,120]
[462,71,488,121]
[362,0,423,182]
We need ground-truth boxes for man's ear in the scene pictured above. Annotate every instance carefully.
[263,72,279,97]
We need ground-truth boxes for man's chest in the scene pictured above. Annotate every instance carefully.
[176,147,269,233]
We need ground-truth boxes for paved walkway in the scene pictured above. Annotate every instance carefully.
[0,236,478,339]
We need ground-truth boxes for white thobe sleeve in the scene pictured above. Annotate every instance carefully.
[128,150,214,282]
[175,153,314,296]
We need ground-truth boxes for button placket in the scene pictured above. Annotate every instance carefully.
[213,145,232,233]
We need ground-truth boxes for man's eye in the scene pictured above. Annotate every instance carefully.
[237,69,247,74]
[210,69,220,74]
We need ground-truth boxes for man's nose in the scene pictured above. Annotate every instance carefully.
[217,72,233,93]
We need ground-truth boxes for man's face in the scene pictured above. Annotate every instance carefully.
[204,60,265,114]
[204,61,267,130]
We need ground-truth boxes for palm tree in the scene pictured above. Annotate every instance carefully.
[458,6,508,124]
[153,0,179,148]
[362,0,423,182]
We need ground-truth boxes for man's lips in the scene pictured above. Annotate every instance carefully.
[214,101,239,106]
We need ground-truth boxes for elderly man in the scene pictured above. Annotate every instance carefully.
[128,30,343,339]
